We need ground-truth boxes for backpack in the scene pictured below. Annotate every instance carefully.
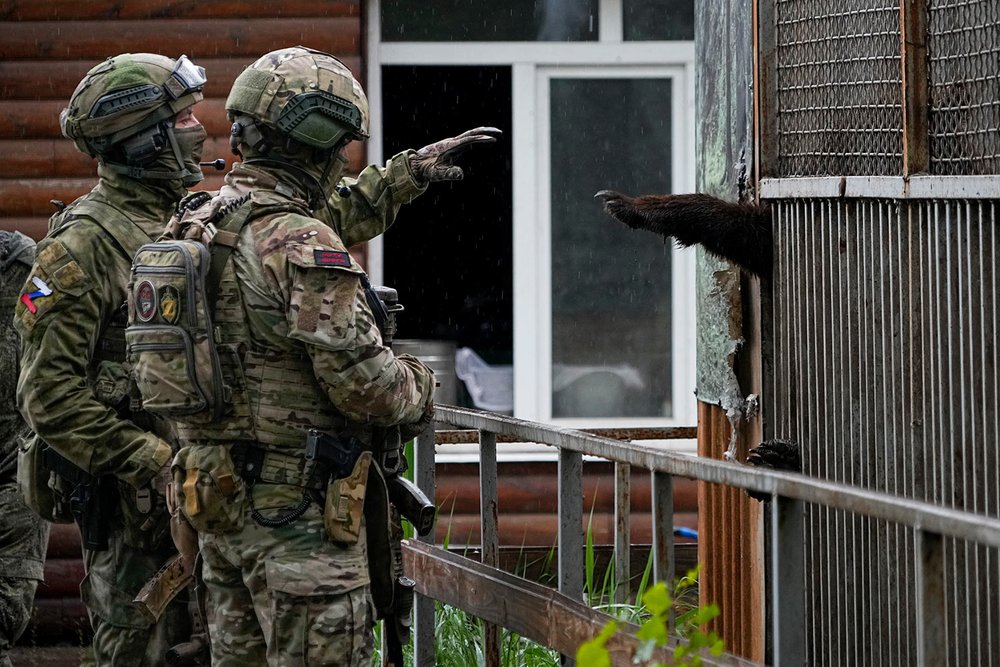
[125,193,254,423]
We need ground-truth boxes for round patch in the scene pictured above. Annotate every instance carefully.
[135,280,157,322]
[159,285,181,325]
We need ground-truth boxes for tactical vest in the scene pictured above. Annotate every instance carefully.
[128,193,348,450]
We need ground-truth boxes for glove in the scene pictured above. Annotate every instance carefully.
[400,404,435,442]
[408,126,502,184]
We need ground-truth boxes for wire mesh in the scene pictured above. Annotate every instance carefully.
[773,0,904,176]
[771,198,1000,666]
[927,0,1000,175]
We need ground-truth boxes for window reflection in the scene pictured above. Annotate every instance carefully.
[549,78,674,418]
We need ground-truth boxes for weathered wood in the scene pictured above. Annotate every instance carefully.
[403,540,751,666]
[0,18,361,61]
[0,0,359,21]
[0,56,362,101]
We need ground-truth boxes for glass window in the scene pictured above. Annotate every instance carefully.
[623,0,695,41]
[381,0,599,42]
[549,77,674,418]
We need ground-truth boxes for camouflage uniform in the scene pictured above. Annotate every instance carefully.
[160,47,437,667]
[14,53,206,665]
[0,231,50,667]
[179,154,434,667]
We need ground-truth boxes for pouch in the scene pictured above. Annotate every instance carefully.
[172,446,246,534]
[323,450,372,545]
[16,433,73,524]
[117,478,170,551]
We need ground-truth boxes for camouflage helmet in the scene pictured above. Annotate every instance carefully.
[226,46,369,152]
[60,53,205,158]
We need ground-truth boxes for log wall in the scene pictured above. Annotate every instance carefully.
[0,0,365,243]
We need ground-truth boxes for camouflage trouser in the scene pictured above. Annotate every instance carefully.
[199,483,374,667]
[0,469,49,664]
[81,529,191,666]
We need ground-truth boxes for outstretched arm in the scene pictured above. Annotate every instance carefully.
[595,190,773,277]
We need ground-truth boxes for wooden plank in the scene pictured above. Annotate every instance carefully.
[0,0,360,21]
[0,18,361,61]
[403,540,752,666]
[403,539,669,665]
[0,56,362,101]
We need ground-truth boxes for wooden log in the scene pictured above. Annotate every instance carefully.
[0,56,362,101]
[0,217,49,240]
[0,99,232,139]
[1,0,360,21]
[0,139,98,178]
[0,175,230,216]
[0,18,361,61]
[0,101,64,139]
[37,558,85,598]
[46,523,83,560]
[434,472,699,514]
[434,510,699,547]
[24,598,90,640]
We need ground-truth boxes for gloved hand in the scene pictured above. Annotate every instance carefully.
[408,127,502,184]
[400,404,435,441]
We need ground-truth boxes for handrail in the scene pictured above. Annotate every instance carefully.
[407,405,1000,667]
[435,406,1000,548]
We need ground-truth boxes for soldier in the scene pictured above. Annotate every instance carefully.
[136,46,498,665]
[0,231,50,667]
[14,54,208,664]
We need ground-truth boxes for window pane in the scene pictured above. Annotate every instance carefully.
[549,78,674,418]
[623,0,695,40]
[381,0,598,42]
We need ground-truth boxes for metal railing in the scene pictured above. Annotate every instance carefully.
[405,405,1000,666]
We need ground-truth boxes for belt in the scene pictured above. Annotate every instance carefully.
[229,442,329,491]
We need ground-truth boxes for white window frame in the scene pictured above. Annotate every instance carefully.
[366,0,698,451]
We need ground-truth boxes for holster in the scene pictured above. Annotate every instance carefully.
[323,450,372,545]
[16,433,73,524]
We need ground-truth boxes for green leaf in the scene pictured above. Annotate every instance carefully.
[641,582,672,616]
[636,617,668,644]
[576,642,612,667]
[690,603,720,625]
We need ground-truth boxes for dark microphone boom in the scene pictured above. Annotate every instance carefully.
[199,159,226,171]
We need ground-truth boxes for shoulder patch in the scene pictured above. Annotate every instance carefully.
[285,241,363,274]
[313,249,352,267]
